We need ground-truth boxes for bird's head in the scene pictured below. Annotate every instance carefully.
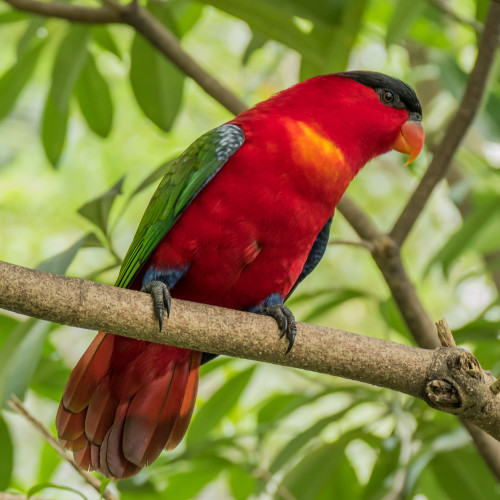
[334,71,424,167]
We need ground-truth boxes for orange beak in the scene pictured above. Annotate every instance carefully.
[391,120,425,165]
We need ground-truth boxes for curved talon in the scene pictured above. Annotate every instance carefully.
[141,281,172,331]
[257,304,297,354]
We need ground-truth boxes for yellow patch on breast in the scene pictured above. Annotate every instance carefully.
[284,119,345,176]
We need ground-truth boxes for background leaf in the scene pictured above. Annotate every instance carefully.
[41,26,89,166]
[75,51,113,138]
[0,415,13,489]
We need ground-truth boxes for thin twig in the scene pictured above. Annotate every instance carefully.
[328,239,373,251]
[253,468,297,500]
[390,0,500,245]
[426,0,484,34]
[8,396,118,500]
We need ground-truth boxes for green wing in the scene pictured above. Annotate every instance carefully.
[115,124,245,289]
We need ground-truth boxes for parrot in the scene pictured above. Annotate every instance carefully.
[56,71,424,479]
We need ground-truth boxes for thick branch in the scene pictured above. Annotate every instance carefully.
[2,0,247,115]
[1,259,500,441]
[390,0,500,245]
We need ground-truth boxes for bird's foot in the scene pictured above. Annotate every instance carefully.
[141,281,171,331]
[257,304,297,354]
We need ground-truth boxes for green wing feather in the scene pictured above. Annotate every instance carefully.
[115,124,245,289]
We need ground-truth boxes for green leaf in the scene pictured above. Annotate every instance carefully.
[199,355,233,377]
[0,314,20,350]
[281,436,361,500]
[31,355,71,402]
[149,457,228,499]
[300,289,367,323]
[257,392,311,426]
[386,0,425,46]
[362,440,401,500]
[429,447,500,499]
[0,319,51,407]
[453,316,500,344]
[168,0,204,37]
[100,477,112,498]
[379,297,411,339]
[299,0,368,79]
[269,414,338,474]
[42,26,90,166]
[130,158,177,198]
[187,366,256,445]
[27,482,89,500]
[242,30,268,65]
[0,415,13,489]
[17,18,46,58]
[200,0,323,65]
[92,26,122,59]
[0,37,45,121]
[78,178,124,235]
[36,234,93,275]
[426,195,500,276]
[75,51,113,137]
[37,440,62,483]
[130,5,184,132]
[0,10,30,24]
[118,481,164,500]
[229,465,256,500]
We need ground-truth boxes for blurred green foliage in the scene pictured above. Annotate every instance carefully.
[1,0,500,498]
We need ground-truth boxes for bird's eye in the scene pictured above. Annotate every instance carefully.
[381,90,395,104]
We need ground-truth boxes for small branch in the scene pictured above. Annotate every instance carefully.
[253,468,297,500]
[2,260,500,441]
[426,0,484,34]
[328,239,373,251]
[390,0,500,245]
[337,196,382,241]
[8,396,118,500]
[1,0,247,115]
[2,0,118,23]
[436,318,456,347]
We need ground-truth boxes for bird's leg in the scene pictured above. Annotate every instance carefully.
[253,294,297,353]
[141,281,172,332]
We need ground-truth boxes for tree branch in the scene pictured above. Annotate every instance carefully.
[2,0,118,23]
[390,0,500,245]
[1,259,500,442]
[2,0,247,115]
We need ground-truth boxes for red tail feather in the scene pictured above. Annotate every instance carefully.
[57,333,202,478]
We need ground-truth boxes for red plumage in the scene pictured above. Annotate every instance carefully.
[57,74,423,478]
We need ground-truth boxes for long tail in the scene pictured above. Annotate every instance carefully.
[56,332,201,478]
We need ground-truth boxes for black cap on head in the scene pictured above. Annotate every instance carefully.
[338,71,422,121]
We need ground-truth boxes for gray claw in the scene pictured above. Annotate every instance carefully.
[141,281,172,331]
[257,304,297,354]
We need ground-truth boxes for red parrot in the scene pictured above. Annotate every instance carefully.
[56,71,424,478]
